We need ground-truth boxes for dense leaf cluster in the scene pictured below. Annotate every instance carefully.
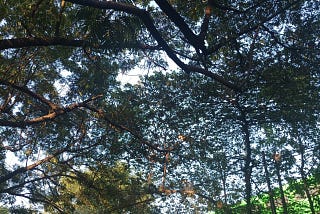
[0,0,319,213]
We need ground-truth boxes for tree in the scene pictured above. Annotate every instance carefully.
[1,0,319,212]
[0,206,9,214]
[44,162,155,213]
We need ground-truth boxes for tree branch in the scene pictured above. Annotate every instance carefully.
[207,0,303,55]
[154,0,205,52]
[261,25,295,49]
[199,8,211,42]
[0,126,100,186]
[211,1,245,14]
[66,0,240,91]
[3,191,65,213]
[0,79,59,110]
[0,37,161,52]
[0,37,86,50]
[85,105,172,152]
[0,94,103,128]
[0,147,66,184]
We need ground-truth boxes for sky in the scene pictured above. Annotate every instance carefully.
[117,54,179,85]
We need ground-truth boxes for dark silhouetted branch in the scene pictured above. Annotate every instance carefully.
[66,0,240,91]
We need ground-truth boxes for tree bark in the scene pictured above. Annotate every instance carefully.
[243,119,252,214]
[298,143,315,214]
[237,106,252,214]
[66,0,241,91]
[0,37,85,50]
[0,153,57,184]
[262,151,277,214]
[274,159,288,214]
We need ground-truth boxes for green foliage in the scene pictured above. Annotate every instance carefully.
[230,175,320,214]
[0,206,9,214]
[1,206,36,214]
[45,162,153,213]
[1,0,319,213]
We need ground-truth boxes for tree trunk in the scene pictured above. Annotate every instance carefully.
[274,160,288,214]
[241,111,252,214]
[298,143,316,214]
[221,169,232,214]
[262,151,277,214]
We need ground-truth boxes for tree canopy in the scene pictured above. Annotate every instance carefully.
[0,0,319,213]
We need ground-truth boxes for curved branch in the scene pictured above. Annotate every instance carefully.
[0,148,65,184]
[0,79,59,110]
[66,0,240,91]
[0,94,103,128]
[4,191,65,213]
